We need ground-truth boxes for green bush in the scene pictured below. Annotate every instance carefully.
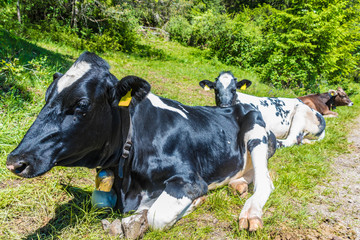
[1,1,140,53]
[85,6,139,52]
[207,14,263,68]
[255,2,360,92]
[165,16,192,45]
[189,10,228,48]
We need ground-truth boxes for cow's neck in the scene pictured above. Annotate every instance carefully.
[321,92,336,110]
[96,107,131,169]
[111,105,144,212]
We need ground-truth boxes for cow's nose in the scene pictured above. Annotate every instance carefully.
[6,154,30,176]
[6,161,29,175]
[349,102,354,106]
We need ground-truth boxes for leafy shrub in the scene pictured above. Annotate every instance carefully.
[207,14,263,68]
[165,16,192,45]
[123,0,194,27]
[255,2,360,92]
[73,5,139,53]
[85,6,139,52]
[189,10,229,48]
[4,0,140,53]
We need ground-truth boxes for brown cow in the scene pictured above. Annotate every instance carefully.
[298,87,353,117]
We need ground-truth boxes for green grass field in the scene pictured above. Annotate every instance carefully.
[1,28,359,239]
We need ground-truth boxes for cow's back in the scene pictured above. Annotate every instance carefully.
[298,93,332,115]
[236,92,302,138]
[130,93,256,185]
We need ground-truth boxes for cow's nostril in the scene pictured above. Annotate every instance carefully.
[7,161,29,175]
[15,162,28,174]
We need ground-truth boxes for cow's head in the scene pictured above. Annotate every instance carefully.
[6,52,150,178]
[329,87,353,107]
[199,71,252,107]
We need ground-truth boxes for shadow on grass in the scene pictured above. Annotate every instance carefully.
[23,184,94,240]
[130,43,178,62]
[0,28,71,68]
[0,27,72,105]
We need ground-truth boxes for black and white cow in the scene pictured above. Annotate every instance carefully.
[199,71,326,148]
[6,53,276,233]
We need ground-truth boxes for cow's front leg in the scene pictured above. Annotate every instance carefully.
[239,124,274,231]
[147,176,207,230]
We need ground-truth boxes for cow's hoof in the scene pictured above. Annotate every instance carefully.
[239,217,263,232]
[193,196,207,206]
[239,218,249,230]
[229,181,248,197]
[248,217,263,232]
[122,210,149,239]
[302,139,314,144]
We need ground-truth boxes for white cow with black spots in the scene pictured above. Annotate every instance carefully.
[200,71,326,148]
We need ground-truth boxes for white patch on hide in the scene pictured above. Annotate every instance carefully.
[218,72,233,89]
[57,61,92,93]
[147,93,188,119]
[147,191,192,230]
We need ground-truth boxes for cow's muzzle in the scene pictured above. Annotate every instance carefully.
[6,153,33,177]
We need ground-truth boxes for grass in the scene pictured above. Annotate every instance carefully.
[1,27,360,239]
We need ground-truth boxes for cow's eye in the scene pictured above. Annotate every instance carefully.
[74,99,90,116]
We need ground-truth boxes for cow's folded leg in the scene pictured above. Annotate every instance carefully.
[323,111,338,117]
[229,169,254,197]
[147,177,207,230]
[229,179,248,197]
[278,105,325,147]
[91,169,117,209]
[183,195,207,217]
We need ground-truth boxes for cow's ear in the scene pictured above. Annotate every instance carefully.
[116,75,151,107]
[199,80,215,91]
[337,87,344,92]
[45,72,63,102]
[328,89,337,96]
[236,79,252,90]
[53,72,63,81]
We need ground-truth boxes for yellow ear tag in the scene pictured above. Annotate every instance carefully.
[118,90,132,107]
[204,85,210,91]
[331,92,335,96]
[240,84,247,90]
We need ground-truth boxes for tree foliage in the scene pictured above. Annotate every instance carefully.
[256,1,360,92]
[1,0,360,92]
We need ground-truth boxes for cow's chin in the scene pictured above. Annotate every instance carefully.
[54,154,101,169]
[13,163,54,179]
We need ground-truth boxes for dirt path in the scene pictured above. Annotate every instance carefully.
[306,116,360,239]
